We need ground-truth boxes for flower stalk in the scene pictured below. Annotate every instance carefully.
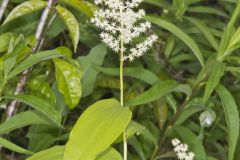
[0,0,9,21]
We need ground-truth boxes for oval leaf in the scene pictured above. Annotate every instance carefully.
[56,5,80,52]
[96,147,123,160]
[54,58,82,109]
[63,99,132,160]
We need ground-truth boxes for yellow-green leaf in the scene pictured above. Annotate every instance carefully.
[63,99,132,160]
[27,146,64,160]
[54,58,82,109]
[56,5,80,52]
[4,0,47,24]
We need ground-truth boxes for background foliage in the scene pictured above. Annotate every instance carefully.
[0,0,240,160]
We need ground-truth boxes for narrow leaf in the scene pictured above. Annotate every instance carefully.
[216,85,239,160]
[0,110,56,135]
[94,65,160,85]
[7,50,63,79]
[0,137,33,155]
[5,95,61,125]
[146,15,205,66]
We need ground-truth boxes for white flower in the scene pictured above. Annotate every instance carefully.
[172,138,195,160]
[91,0,158,62]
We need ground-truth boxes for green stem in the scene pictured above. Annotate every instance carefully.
[120,7,127,160]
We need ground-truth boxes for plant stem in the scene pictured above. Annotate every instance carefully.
[119,7,128,160]
[152,80,204,159]
[5,0,56,119]
[0,0,9,22]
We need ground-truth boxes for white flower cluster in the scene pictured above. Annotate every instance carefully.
[172,138,195,160]
[91,0,158,61]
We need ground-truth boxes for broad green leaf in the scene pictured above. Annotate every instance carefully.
[7,50,63,79]
[0,110,56,135]
[216,85,239,160]
[4,0,47,24]
[96,147,123,160]
[63,99,132,160]
[174,126,207,160]
[126,80,190,107]
[78,44,107,97]
[56,5,79,52]
[59,0,93,17]
[54,58,82,109]
[27,146,64,160]
[186,17,219,51]
[0,137,33,155]
[217,2,240,60]
[145,15,205,66]
[95,65,160,85]
[5,95,61,125]
[203,60,225,103]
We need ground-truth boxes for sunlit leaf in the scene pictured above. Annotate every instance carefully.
[56,5,80,52]
[63,99,132,160]
[54,58,82,109]
[4,0,47,24]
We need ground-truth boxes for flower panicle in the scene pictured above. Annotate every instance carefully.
[91,0,158,62]
[172,138,195,160]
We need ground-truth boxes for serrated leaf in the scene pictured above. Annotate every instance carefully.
[145,15,205,67]
[5,95,61,125]
[4,0,47,24]
[0,110,56,135]
[216,85,239,160]
[0,137,33,155]
[26,146,64,160]
[54,58,82,109]
[56,5,79,52]
[63,99,132,160]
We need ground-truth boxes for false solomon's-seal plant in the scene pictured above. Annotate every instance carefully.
[91,0,157,159]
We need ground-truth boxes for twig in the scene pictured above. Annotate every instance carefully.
[5,0,57,119]
[0,0,9,21]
